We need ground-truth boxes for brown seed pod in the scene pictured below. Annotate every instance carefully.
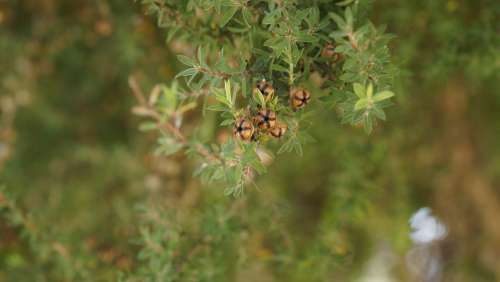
[321,43,343,64]
[254,79,275,102]
[290,88,311,110]
[297,59,305,73]
[254,109,277,130]
[233,118,255,141]
[269,123,288,138]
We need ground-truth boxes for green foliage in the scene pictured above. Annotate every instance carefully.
[122,204,240,282]
[1,0,499,281]
[136,0,397,193]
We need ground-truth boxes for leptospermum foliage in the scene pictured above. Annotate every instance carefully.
[134,0,397,196]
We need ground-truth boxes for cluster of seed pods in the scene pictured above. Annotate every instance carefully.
[233,79,311,142]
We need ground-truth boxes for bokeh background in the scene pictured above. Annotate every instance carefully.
[0,0,499,281]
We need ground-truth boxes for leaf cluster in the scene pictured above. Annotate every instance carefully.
[137,0,398,192]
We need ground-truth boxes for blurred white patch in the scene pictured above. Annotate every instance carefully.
[174,115,183,129]
[256,147,273,166]
[406,207,447,282]
[409,207,447,244]
[357,243,396,282]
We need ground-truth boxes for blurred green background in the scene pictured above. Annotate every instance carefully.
[0,0,499,281]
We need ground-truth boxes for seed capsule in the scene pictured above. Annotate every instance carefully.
[254,79,274,102]
[321,43,343,63]
[233,118,255,141]
[290,88,311,110]
[254,109,277,130]
[269,123,287,138]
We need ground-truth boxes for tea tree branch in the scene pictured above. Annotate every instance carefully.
[137,0,398,194]
[129,76,220,163]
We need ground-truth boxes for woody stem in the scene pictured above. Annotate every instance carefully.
[128,76,220,163]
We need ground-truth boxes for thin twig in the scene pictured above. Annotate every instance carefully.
[128,76,148,106]
[347,32,358,50]
[128,76,220,162]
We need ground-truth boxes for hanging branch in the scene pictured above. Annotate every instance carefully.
[128,76,220,163]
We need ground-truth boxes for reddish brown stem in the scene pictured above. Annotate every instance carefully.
[128,76,220,162]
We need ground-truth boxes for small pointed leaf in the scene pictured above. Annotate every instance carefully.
[219,7,238,27]
[224,80,232,106]
[175,68,197,78]
[373,90,394,102]
[367,83,373,98]
[353,83,366,98]
[254,89,266,108]
[354,98,369,111]
[177,55,195,66]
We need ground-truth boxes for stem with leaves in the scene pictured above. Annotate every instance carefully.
[129,76,221,163]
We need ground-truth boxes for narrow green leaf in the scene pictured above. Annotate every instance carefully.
[353,83,366,98]
[213,88,230,106]
[271,64,288,73]
[354,98,369,111]
[227,26,249,33]
[367,83,373,98]
[224,186,234,196]
[242,8,252,26]
[330,30,346,39]
[177,102,197,114]
[187,72,197,86]
[373,90,394,102]
[197,46,203,64]
[206,104,227,112]
[175,68,197,78]
[329,12,346,28]
[277,137,294,155]
[211,167,225,181]
[224,80,232,107]
[219,7,238,27]
[345,7,353,29]
[220,119,235,126]
[254,89,266,108]
[139,121,157,132]
[372,106,386,120]
[155,138,183,156]
[177,55,195,66]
